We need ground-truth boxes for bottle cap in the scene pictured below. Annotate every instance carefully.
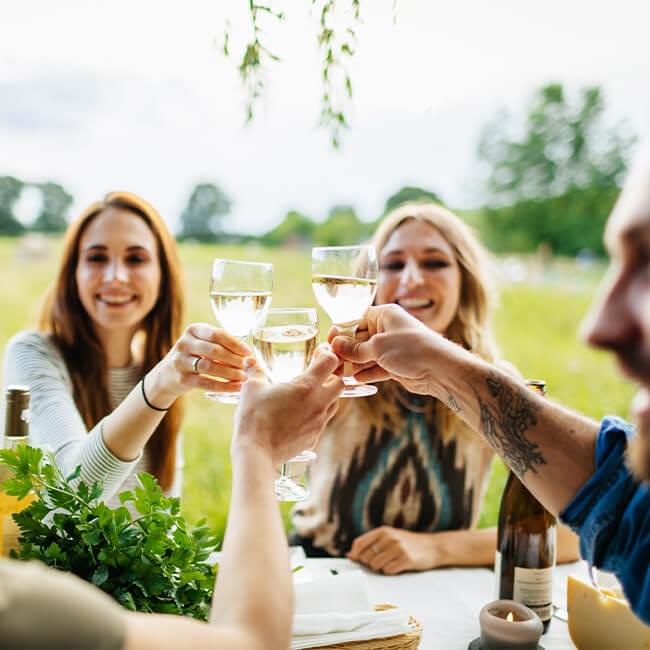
[4,385,30,438]
[525,379,546,396]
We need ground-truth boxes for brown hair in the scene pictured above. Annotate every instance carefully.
[371,202,499,442]
[38,191,184,490]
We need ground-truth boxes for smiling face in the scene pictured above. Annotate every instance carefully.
[75,207,162,343]
[582,158,650,482]
[375,219,462,335]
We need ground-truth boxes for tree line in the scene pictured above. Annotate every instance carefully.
[0,179,72,235]
[0,83,636,257]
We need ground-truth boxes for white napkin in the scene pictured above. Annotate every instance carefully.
[291,571,412,650]
[294,571,371,614]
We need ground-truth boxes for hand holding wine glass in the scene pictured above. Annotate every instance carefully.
[251,307,323,501]
[206,259,273,403]
[234,349,343,468]
[145,323,251,407]
[312,245,378,397]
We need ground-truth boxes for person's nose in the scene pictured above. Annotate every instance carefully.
[581,266,640,351]
[400,258,424,289]
[103,260,129,284]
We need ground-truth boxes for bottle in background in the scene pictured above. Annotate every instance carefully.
[0,385,35,556]
[494,379,557,632]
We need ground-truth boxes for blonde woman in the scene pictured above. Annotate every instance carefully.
[292,203,579,573]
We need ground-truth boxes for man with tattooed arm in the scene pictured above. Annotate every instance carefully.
[331,154,650,625]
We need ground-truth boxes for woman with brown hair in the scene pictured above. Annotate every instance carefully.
[292,202,579,572]
[3,192,247,502]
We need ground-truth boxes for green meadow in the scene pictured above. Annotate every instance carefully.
[0,237,635,538]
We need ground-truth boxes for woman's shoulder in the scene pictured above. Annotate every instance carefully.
[4,330,68,378]
[5,330,61,358]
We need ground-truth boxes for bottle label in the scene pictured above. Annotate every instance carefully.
[513,566,553,621]
[494,551,501,599]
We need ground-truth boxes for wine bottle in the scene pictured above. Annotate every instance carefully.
[0,385,35,556]
[495,379,557,632]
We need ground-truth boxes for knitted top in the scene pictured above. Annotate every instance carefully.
[2,331,183,506]
[292,383,493,555]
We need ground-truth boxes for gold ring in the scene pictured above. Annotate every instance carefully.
[191,357,201,374]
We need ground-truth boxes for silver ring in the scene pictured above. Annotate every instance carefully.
[371,543,381,555]
[191,357,201,375]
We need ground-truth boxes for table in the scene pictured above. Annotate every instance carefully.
[301,557,587,650]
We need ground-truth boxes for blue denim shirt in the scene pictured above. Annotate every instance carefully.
[560,416,650,625]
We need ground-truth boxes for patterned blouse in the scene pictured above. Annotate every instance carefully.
[292,383,494,556]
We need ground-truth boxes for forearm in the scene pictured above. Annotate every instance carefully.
[557,523,580,563]
[430,525,579,568]
[124,614,263,650]
[210,444,292,649]
[433,528,497,568]
[100,376,168,461]
[431,351,598,515]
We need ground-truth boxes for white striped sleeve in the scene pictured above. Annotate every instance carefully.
[166,433,185,499]
[2,331,140,500]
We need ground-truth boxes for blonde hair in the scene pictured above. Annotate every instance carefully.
[371,202,500,442]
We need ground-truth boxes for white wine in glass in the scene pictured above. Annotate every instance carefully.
[251,308,319,501]
[206,259,273,404]
[312,245,378,398]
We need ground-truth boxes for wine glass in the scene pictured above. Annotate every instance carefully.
[206,259,273,403]
[251,307,320,501]
[312,245,378,398]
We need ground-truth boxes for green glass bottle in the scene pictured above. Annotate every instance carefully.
[495,380,557,632]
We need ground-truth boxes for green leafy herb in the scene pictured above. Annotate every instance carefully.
[0,445,219,620]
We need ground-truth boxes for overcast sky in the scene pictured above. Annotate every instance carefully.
[1,0,649,234]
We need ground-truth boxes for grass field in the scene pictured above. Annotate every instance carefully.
[0,237,636,538]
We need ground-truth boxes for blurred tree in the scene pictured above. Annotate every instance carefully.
[383,186,444,215]
[178,183,232,242]
[262,210,315,247]
[478,83,636,256]
[313,204,369,246]
[32,182,73,233]
[0,176,25,235]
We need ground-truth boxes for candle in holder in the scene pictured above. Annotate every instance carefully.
[469,600,544,650]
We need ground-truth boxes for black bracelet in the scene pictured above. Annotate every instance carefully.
[140,377,170,412]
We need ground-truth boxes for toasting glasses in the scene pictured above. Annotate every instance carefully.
[312,245,378,397]
[206,259,273,403]
[251,307,320,501]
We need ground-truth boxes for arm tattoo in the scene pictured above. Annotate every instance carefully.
[447,393,461,414]
[472,370,546,478]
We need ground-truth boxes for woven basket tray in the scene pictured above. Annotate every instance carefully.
[307,604,422,650]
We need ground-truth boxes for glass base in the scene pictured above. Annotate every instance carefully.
[204,391,240,404]
[340,378,377,398]
[291,450,317,462]
[275,477,309,502]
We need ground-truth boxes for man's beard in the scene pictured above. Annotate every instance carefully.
[627,420,650,484]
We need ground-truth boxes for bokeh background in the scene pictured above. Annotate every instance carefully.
[1,0,646,538]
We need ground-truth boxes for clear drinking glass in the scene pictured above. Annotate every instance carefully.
[312,245,378,398]
[251,307,320,501]
[206,259,273,404]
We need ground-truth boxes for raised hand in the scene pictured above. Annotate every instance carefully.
[145,323,251,407]
[330,304,464,397]
[233,350,345,465]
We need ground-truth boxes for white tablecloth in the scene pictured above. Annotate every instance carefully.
[302,557,588,650]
